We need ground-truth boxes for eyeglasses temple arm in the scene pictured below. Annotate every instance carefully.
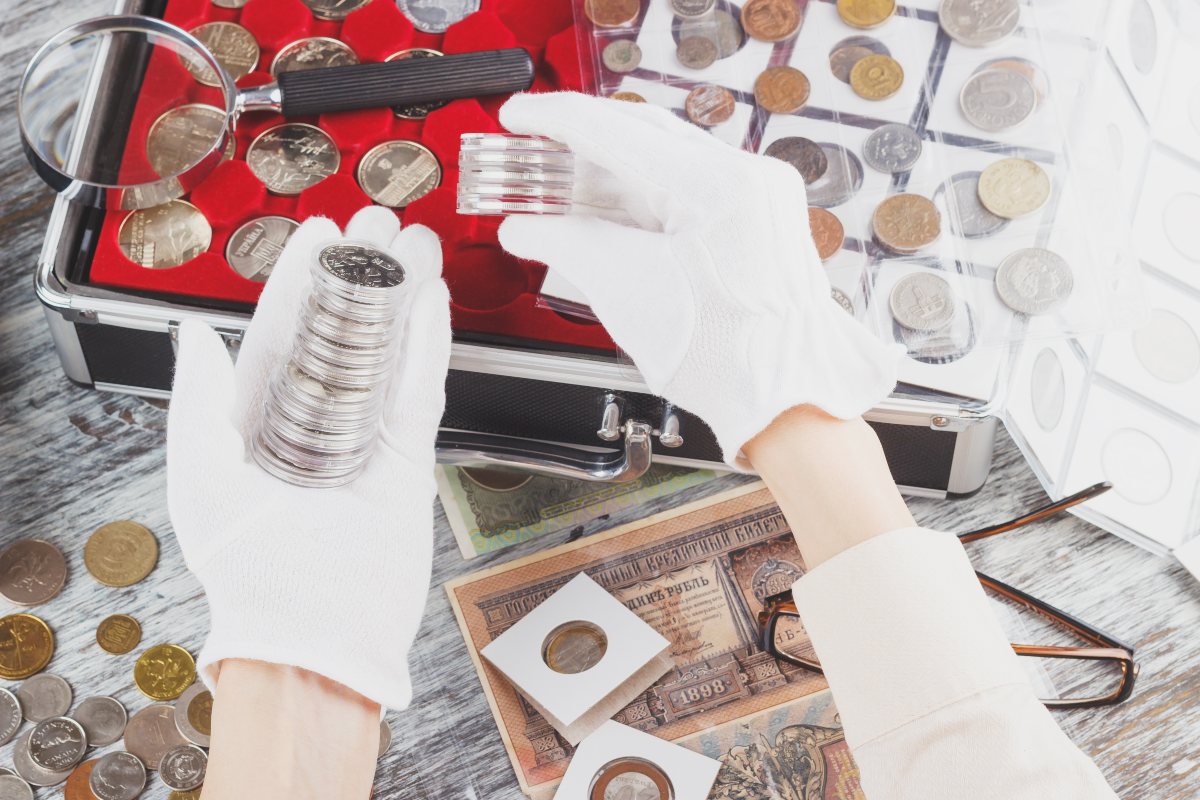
[958,482,1112,544]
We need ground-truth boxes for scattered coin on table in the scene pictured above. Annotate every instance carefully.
[938,0,1020,47]
[977,157,1051,219]
[672,0,716,17]
[959,68,1037,132]
[28,717,87,772]
[89,751,146,800]
[940,172,1009,238]
[808,208,845,261]
[764,137,828,185]
[378,719,393,758]
[850,53,904,100]
[584,0,641,27]
[677,35,719,69]
[124,704,188,771]
[995,248,1074,315]
[890,272,957,332]
[84,520,159,588]
[134,644,196,701]
[602,39,642,73]
[15,673,72,723]
[184,22,260,87]
[173,683,213,747]
[837,0,895,29]
[754,66,810,114]
[357,140,442,208]
[63,759,97,800]
[685,85,736,127]
[168,791,203,800]
[0,689,20,747]
[0,615,54,681]
[117,201,213,270]
[13,729,72,787]
[96,614,142,655]
[247,123,341,195]
[610,91,647,103]
[300,0,373,20]
[863,123,922,174]
[0,772,34,799]
[271,36,359,75]
[873,193,941,253]
[159,744,207,791]
[741,0,803,42]
[0,540,66,606]
[74,696,128,747]
[385,49,449,119]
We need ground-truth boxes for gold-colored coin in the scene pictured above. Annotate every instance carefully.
[84,520,159,587]
[170,791,203,800]
[542,621,608,674]
[849,54,903,100]
[0,613,54,680]
[134,644,196,701]
[836,0,895,28]
[117,201,212,270]
[184,22,260,88]
[96,614,142,655]
[609,91,647,103]
[977,157,1051,219]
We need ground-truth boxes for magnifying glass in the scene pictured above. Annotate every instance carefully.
[18,15,534,209]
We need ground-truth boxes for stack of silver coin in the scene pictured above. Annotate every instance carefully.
[252,243,406,488]
[456,134,574,216]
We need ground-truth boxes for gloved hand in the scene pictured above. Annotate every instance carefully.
[166,206,451,711]
[497,92,903,468]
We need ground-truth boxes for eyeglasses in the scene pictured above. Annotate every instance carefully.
[756,482,1138,710]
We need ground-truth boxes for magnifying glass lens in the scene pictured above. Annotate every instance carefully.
[19,22,234,205]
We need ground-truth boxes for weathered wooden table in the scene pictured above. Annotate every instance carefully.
[2,2,1198,798]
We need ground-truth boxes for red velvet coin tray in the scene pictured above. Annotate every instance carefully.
[85,0,616,352]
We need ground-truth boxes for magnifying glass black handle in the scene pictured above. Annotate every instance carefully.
[276,48,534,117]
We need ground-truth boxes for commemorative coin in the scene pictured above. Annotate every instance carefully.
[117,201,212,269]
[226,216,299,282]
[386,49,449,118]
[247,123,340,195]
[357,140,441,208]
[271,37,359,75]
[184,22,259,87]
[146,105,234,178]
[889,272,956,331]
[995,248,1073,314]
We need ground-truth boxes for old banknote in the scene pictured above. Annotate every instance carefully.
[446,483,861,798]
[437,464,719,559]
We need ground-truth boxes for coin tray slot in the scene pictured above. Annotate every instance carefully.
[1104,0,1175,119]
[1006,337,1091,481]
[85,0,618,352]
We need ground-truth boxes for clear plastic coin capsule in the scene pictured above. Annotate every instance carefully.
[457,133,575,216]
[253,242,406,487]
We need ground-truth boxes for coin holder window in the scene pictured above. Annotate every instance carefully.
[551,721,721,800]
[1154,32,1200,158]
[608,75,756,148]
[1131,149,1200,294]
[480,573,673,745]
[1007,337,1093,480]
[1104,0,1175,118]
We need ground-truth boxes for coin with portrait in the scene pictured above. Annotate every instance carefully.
[995,248,1073,315]
[89,751,146,800]
[977,158,1050,219]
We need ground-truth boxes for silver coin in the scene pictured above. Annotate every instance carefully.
[890,272,956,331]
[939,172,1008,238]
[0,689,21,746]
[862,123,922,173]
[159,744,207,791]
[16,674,71,722]
[976,57,1048,105]
[226,216,300,283]
[672,0,716,17]
[379,719,392,759]
[764,137,828,184]
[397,0,481,32]
[0,775,32,800]
[995,248,1073,315]
[806,144,864,208]
[28,717,86,772]
[938,0,1020,47]
[319,244,406,288]
[271,37,359,76]
[960,69,1036,132]
[123,704,187,771]
[73,696,128,747]
[386,49,449,119]
[300,0,373,19]
[602,40,642,73]
[677,36,718,69]
[679,10,744,58]
[212,0,250,6]
[247,123,340,195]
[831,287,855,314]
[11,731,71,787]
[184,22,260,87]
[356,140,441,208]
[89,752,146,800]
[146,104,232,179]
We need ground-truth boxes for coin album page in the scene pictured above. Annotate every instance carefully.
[1004,0,1200,556]
[564,0,1153,407]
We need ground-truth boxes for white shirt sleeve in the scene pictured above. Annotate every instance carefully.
[790,527,1119,800]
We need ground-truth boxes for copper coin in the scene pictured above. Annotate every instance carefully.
[0,540,66,606]
[677,36,718,69]
[65,759,99,800]
[836,0,896,28]
[610,91,647,103]
[850,53,903,100]
[873,193,941,252]
[741,0,802,42]
[828,36,890,82]
[808,208,845,260]
[754,66,810,113]
[764,137,828,184]
[685,85,736,126]
[96,615,142,655]
[585,0,640,27]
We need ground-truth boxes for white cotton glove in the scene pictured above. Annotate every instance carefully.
[166,206,451,711]
[497,92,903,468]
